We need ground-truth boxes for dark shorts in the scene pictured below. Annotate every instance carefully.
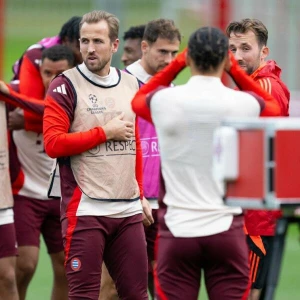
[0,223,18,259]
[62,213,148,300]
[247,235,274,289]
[155,215,250,300]
[144,208,158,272]
[13,194,63,254]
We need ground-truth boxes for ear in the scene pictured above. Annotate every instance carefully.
[112,38,119,53]
[141,40,149,53]
[261,46,269,60]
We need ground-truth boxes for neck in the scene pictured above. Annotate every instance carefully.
[190,67,223,79]
[96,65,111,77]
[260,60,267,69]
[189,58,225,78]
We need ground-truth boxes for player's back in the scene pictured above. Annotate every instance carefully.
[149,75,260,237]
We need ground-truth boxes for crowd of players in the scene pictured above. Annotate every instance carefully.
[0,9,289,300]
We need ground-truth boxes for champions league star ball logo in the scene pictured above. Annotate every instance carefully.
[141,140,150,155]
[89,94,97,103]
[89,94,98,107]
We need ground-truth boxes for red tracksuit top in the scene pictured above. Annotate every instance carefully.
[245,60,290,236]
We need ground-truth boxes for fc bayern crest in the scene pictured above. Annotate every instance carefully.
[71,257,81,271]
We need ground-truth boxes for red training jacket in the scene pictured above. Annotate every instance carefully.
[244,60,290,236]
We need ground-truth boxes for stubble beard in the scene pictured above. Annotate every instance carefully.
[156,63,169,73]
[246,55,262,75]
[85,58,110,74]
[246,66,254,75]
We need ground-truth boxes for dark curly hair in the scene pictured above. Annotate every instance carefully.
[59,16,81,42]
[123,25,146,41]
[188,27,228,72]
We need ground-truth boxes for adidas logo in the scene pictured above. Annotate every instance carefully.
[53,84,67,95]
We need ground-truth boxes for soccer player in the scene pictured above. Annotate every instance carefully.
[1,45,75,300]
[131,26,282,300]
[3,17,80,299]
[0,104,18,300]
[99,22,148,300]
[125,18,181,297]
[8,16,81,133]
[226,18,290,300]
[43,10,153,300]
[121,24,145,67]
[0,45,74,114]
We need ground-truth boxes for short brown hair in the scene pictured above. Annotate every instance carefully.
[226,18,268,47]
[80,10,119,41]
[143,19,181,44]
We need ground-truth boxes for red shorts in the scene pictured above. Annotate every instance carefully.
[13,194,63,254]
[0,223,18,259]
[62,213,148,300]
[155,215,250,300]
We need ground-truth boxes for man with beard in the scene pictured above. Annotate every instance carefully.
[125,18,181,298]
[43,10,153,300]
[226,18,290,300]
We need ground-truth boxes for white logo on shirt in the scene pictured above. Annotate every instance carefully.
[53,84,67,95]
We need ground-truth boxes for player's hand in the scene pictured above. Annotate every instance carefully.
[8,108,25,130]
[102,112,134,141]
[0,81,10,95]
[225,51,238,73]
[142,198,154,227]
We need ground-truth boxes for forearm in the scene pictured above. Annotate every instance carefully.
[44,127,107,158]
[3,86,45,115]
[8,87,45,132]
[23,111,43,133]
[132,48,187,122]
[44,98,107,158]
